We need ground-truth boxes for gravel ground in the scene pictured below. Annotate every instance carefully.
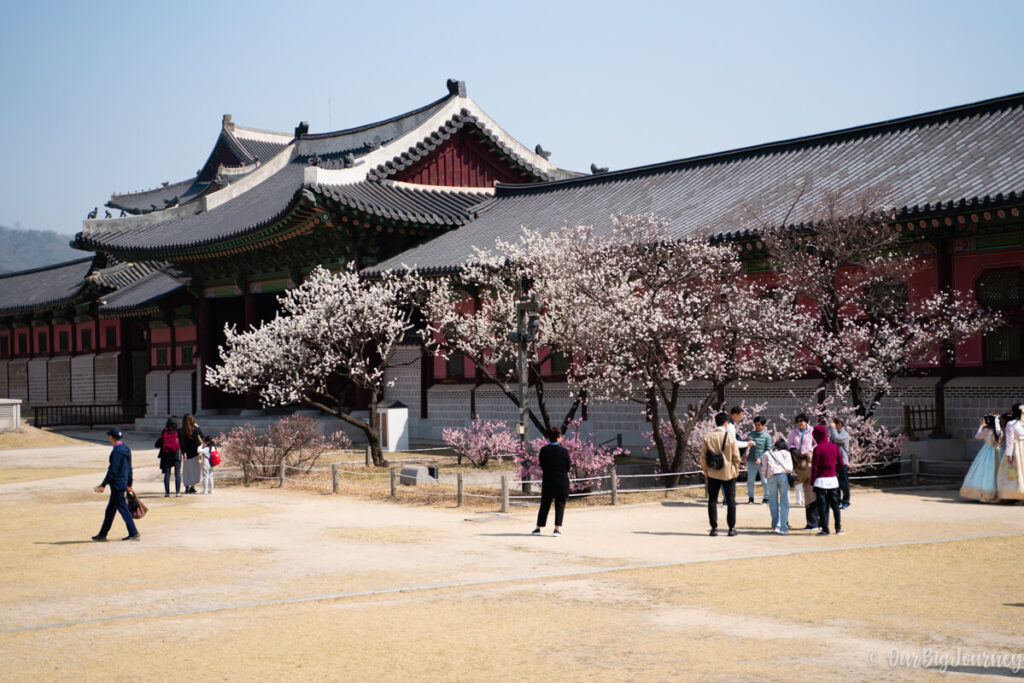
[1,441,1022,681]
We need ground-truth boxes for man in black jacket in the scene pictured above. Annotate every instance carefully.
[532,427,572,537]
[92,428,140,541]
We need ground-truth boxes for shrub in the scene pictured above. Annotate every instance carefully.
[219,414,350,484]
[442,419,520,467]
[515,420,626,493]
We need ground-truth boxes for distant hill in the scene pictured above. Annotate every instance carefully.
[0,225,85,274]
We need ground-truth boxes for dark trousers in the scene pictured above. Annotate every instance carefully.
[814,487,842,533]
[707,477,737,530]
[537,491,567,527]
[163,457,181,494]
[837,464,850,504]
[804,484,820,528]
[98,485,138,538]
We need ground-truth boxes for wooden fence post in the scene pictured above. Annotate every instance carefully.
[332,463,339,493]
[500,473,509,513]
[390,466,397,498]
[610,466,618,506]
[365,445,372,467]
[279,461,286,487]
[457,472,464,507]
[911,453,919,486]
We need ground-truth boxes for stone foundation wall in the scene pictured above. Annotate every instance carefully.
[7,360,27,402]
[93,353,119,403]
[146,370,169,416]
[46,357,71,404]
[169,370,194,417]
[28,358,48,406]
[71,355,95,403]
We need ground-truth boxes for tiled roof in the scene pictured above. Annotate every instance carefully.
[315,181,489,226]
[0,257,97,315]
[93,260,162,289]
[77,163,307,254]
[107,178,205,214]
[99,268,187,316]
[375,92,1024,273]
[76,84,580,256]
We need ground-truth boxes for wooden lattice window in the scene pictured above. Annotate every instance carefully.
[976,267,1024,310]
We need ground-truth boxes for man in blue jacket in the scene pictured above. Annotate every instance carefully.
[92,428,140,541]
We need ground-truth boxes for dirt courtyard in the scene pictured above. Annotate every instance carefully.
[1,437,1022,682]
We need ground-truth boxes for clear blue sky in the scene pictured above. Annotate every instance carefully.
[1,0,1022,235]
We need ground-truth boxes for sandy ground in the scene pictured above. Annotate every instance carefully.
[1,441,1022,681]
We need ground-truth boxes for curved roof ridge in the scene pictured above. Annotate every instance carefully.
[301,91,457,141]
[110,177,195,200]
[492,90,1024,199]
[0,255,94,280]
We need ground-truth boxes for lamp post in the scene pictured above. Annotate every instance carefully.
[508,293,541,444]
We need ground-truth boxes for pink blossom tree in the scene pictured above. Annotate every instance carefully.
[514,420,626,493]
[442,419,520,467]
[757,188,1002,418]
[205,265,430,467]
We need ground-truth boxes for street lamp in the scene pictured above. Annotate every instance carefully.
[507,293,542,443]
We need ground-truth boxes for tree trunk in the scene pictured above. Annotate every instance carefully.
[303,396,386,467]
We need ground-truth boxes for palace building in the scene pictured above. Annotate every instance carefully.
[0,81,1021,445]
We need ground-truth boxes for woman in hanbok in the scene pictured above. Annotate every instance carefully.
[997,403,1024,502]
[959,414,1001,502]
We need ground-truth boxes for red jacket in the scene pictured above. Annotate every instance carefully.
[811,425,841,481]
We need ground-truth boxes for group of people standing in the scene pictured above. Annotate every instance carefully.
[154,414,216,496]
[701,408,850,537]
[960,403,1024,503]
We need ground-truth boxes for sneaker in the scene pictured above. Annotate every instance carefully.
[836,529,845,535]
[531,529,541,536]
[727,529,737,537]
[164,493,169,498]
[122,534,141,541]
[175,493,181,497]
[781,528,789,535]
[709,529,718,537]
[816,530,830,536]
[841,503,850,509]
[772,526,781,534]
[553,530,562,537]
[91,534,107,542]
[748,497,755,504]
[803,524,817,530]
[761,498,769,505]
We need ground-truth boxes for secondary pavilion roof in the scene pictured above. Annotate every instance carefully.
[98,268,188,318]
[0,256,162,317]
[75,81,570,261]
[375,91,1024,274]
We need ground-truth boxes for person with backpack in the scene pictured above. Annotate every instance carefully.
[178,414,204,494]
[155,417,182,497]
[198,436,219,494]
[701,412,742,536]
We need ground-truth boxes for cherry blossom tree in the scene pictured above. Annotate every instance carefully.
[519,215,807,482]
[757,188,1002,418]
[442,419,520,467]
[205,265,429,466]
[420,248,584,435]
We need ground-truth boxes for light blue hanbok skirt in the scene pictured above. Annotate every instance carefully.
[960,443,1000,502]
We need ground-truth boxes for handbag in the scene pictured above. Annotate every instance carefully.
[126,490,148,520]
[786,473,796,487]
[705,432,727,470]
